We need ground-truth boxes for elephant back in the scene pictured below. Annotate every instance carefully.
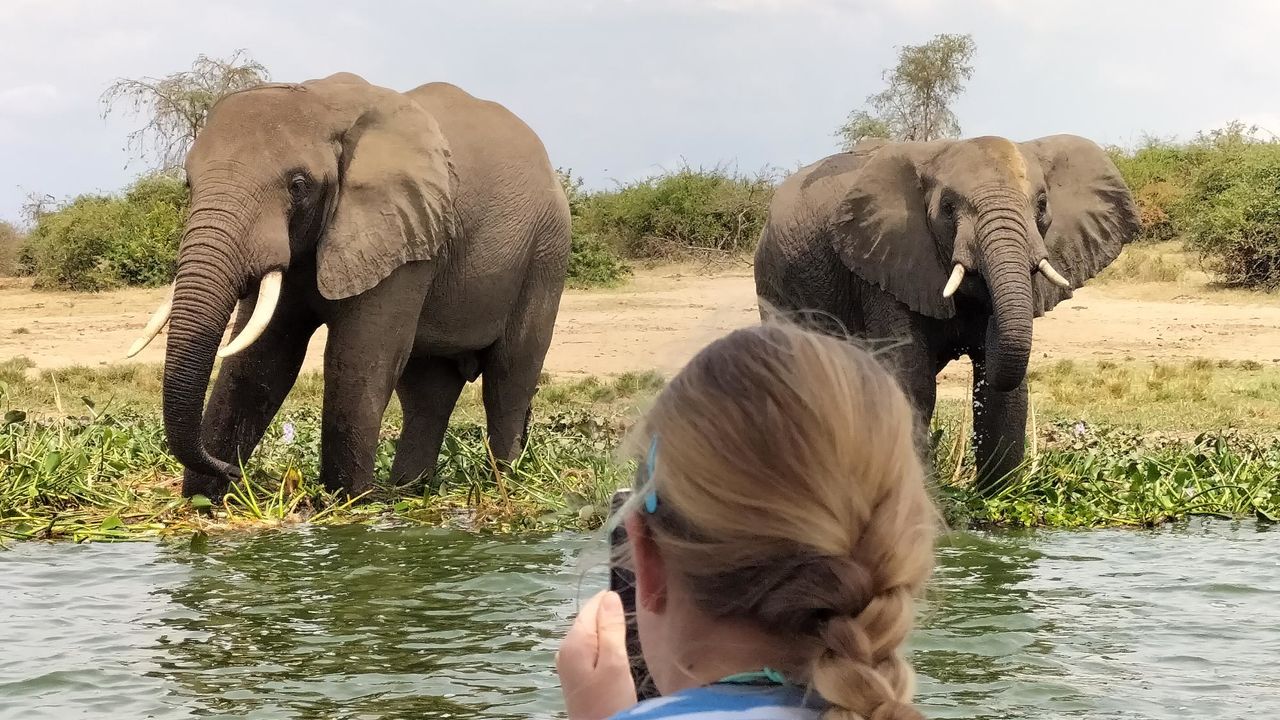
[406,82,570,240]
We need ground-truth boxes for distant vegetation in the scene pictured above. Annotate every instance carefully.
[0,221,23,277]
[570,163,777,261]
[1109,121,1280,290]
[19,174,187,291]
[100,48,270,173]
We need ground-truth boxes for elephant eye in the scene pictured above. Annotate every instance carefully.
[1036,194,1048,217]
[289,174,311,202]
[940,199,956,218]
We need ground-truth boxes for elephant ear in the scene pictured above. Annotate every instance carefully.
[831,143,954,319]
[1019,135,1140,315]
[313,80,459,300]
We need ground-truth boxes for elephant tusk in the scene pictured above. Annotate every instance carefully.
[1038,259,1072,289]
[126,288,173,358]
[217,272,283,358]
[941,264,965,298]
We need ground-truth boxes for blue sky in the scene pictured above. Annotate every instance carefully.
[1,0,1277,223]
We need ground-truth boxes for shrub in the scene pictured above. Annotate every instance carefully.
[577,163,778,259]
[0,221,23,277]
[1109,139,1198,242]
[1181,134,1280,289]
[567,231,632,288]
[558,168,631,288]
[1110,122,1280,289]
[21,174,187,291]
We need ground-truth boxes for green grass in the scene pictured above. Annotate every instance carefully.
[932,420,1279,529]
[1,362,1275,543]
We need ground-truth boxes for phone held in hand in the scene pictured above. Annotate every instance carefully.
[608,489,660,700]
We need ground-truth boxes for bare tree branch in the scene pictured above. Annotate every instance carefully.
[100,49,270,173]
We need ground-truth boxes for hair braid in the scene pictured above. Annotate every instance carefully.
[811,587,922,720]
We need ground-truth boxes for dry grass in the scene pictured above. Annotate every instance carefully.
[0,358,664,423]
[1094,241,1280,302]
[1029,358,1279,432]
[1096,242,1192,284]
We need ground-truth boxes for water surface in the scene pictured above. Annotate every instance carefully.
[1,521,1275,719]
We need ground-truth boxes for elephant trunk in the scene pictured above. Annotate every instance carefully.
[162,180,284,482]
[975,200,1035,393]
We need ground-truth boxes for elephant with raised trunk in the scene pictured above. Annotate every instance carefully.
[754,135,1139,492]
[129,73,570,499]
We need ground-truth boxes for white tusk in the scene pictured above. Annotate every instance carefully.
[941,264,965,298]
[217,272,283,358]
[1038,259,1071,289]
[126,288,173,358]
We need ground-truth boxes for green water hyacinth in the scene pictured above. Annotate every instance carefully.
[1,403,1276,542]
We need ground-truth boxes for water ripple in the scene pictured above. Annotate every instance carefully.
[0,521,1275,718]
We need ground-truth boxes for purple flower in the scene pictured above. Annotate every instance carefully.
[282,422,296,444]
[1073,422,1087,437]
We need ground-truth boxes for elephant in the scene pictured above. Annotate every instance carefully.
[127,73,571,499]
[754,135,1139,493]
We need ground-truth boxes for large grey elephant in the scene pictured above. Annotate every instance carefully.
[754,135,1139,492]
[128,73,570,499]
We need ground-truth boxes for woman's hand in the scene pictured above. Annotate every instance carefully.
[557,590,637,720]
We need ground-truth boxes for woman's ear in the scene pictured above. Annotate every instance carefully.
[626,514,667,614]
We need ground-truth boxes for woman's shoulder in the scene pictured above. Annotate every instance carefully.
[609,685,823,719]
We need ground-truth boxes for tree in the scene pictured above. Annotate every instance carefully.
[837,33,976,150]
[101,49,270,172]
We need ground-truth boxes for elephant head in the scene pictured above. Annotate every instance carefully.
[128,72,459,481]
[831,135,1138,392]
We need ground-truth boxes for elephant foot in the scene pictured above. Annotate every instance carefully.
[181,469,235,501]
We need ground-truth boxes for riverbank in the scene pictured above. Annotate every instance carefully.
[3,246,1279,542]
[2,365,1277,542]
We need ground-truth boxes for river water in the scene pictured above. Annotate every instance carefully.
[0,522,1275,719]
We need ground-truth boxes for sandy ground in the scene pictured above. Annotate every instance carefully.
[3,268,1280,396]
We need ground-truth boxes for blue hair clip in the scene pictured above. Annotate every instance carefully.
[643,435,659,513]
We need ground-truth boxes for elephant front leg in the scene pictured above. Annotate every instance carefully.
[320,334,414,497]
[319,267,427,496]
[185,293,319,499]
[970,352,1029,495]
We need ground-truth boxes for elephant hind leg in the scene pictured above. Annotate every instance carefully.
[391,356,468,492]
[480,280,562,463]
[481,342,546,464]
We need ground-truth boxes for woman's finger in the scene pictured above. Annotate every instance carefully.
[559,591,607,670]
[595,591,629,669]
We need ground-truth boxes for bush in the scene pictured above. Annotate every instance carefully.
[22,174,187,291]
[1109,140,1198,242]
[1182,140,1280,289]
[558,168,631,288]
[567,231,632,288]
[0,221,23,277]
[1110,122,1280,289]
[577,163,777,259]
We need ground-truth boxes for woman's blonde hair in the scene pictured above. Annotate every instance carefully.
[622,322,937,720]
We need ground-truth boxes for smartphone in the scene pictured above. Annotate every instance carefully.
[608,489,660,700]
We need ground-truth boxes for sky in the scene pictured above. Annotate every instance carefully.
[1,0,1278,223]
